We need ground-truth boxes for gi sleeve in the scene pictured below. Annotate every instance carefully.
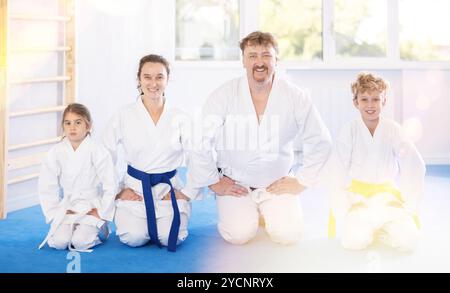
[394,125,426,213]
[102,111,125,190]
[187,87,229,189]
[323,124,354,218]
[178,110,203,200]
[38,148,62,223]
[92,144,119,222]
[293,89,332,187]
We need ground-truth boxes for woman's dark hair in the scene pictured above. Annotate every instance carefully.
[136,54,170,94]
[137,54,170,79]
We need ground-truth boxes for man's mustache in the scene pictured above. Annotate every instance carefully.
[253,65,268,71]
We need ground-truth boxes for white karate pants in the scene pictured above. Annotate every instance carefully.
[114,199,191,247]
[216,189,303,245]
[342,196,420,252]
[47,223,101,251]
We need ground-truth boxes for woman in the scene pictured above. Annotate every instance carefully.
[103,54,200,252]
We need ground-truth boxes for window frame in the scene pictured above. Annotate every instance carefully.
[172,0,450,69]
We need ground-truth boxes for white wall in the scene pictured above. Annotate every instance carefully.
[76,0,155,138]
[401,70,450,163]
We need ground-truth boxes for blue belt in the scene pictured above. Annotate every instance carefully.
[127,165,180,252]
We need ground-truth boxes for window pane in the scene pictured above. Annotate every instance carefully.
[176,0,240,61]
[260,0,322,61]
[400,0,450,61]
[334,0,387,58]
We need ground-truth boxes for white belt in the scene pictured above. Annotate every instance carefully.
[39,188,102,251]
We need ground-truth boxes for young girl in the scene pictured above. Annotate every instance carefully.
[328,72,425,252]
[39,103,117,252]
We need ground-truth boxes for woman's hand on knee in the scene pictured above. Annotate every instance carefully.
[116,188,143,201]
[162,190,190,201]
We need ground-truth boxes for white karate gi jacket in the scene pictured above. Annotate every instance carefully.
[329,116,426,218]
[39,136,118,247]
[189,74,332,189]
[102,98,201,219]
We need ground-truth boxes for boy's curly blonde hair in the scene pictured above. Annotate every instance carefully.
[351,72,389,100]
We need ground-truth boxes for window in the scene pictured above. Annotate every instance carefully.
[334,0,387,58]
[173,0,450,65]
[259,0,322,61]
[175,0,240,61]
[399,0,450,61]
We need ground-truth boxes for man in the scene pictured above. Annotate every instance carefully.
[190,31,331,245]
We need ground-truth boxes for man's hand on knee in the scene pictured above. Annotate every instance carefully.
[209,176,248,197]
[267,176,305,195]
[87,208,101,219]
[348,202,367,212]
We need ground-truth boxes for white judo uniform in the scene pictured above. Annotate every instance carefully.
[103,98,200,248]
[329,116,425,252]
[39,136,117,251]
[190,75,332,245]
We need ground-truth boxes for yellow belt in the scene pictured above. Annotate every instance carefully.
[328,180,420,239]
[348,180,403,203]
